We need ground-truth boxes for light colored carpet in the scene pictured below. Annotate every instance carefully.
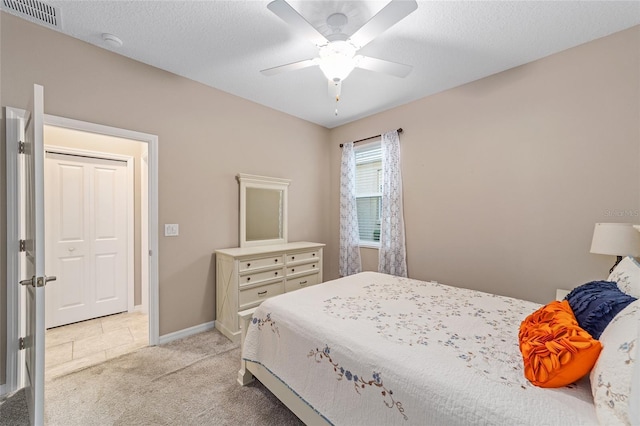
[0,388,28,425]
[2,329,303,425]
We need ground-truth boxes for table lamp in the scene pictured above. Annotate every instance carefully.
[590,223,640,273]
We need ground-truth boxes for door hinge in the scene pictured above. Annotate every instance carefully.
[19,337,25,350]
[19,239,26,252]
[18,141,25,154]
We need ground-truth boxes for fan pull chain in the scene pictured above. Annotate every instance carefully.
[330,79,341,116]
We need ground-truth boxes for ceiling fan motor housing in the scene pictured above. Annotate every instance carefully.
[327,12,348,33]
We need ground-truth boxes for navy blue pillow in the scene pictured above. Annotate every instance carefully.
[565,281,637,339]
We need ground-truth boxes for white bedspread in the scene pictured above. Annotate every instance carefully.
[242,272,598,425]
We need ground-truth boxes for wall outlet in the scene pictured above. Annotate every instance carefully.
[165,224,179,237]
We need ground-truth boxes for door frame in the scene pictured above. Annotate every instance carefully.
[44,145,136,324]
[5,110,160,394]
[5,107,26,395]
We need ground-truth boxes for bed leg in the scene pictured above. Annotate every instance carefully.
[238,360,254,385]
[237,307,257,386]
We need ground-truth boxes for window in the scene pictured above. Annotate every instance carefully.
[355,142,382,245]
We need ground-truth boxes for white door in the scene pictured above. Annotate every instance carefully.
[45,152,129,328]
[20,84,52,425]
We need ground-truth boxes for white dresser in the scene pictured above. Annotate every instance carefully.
[215,241,325,342]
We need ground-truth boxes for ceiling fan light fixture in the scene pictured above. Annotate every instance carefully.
[317,41,357,82]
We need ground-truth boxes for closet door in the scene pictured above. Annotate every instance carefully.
[45,152,128,328]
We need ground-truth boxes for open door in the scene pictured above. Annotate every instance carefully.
[20,84,55,425]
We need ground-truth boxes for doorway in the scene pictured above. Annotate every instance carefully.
[42,125,148,378]
[4,108,159,394]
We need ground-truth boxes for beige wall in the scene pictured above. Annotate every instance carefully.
[328,26,640,305]
[0,12,330,385]
[44,125,144,305]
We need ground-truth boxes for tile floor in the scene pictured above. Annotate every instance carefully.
[45,311,148,380]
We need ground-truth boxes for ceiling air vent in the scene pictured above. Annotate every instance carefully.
[2,0,61,29]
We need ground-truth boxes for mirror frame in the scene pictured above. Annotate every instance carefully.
[238,173,290,248]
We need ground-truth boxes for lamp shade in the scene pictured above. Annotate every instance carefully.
[318,41,357,82]
[590,223,640,257]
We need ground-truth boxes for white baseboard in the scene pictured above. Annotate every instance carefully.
[133,304,146,313]
[158,321,215,345]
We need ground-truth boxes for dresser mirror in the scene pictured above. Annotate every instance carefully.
[238,174,290,247]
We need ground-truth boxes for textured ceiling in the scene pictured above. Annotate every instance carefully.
[4,1,640,128]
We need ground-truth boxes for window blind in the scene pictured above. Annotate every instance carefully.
[355,143,382,242]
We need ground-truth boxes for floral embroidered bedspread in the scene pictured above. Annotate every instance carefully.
[242,272,597,425]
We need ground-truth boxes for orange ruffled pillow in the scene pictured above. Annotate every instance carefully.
[519,300,602,388]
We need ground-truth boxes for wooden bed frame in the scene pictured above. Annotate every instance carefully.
[238,308,329,426]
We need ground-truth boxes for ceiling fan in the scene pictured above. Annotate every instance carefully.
[261,0,418,114]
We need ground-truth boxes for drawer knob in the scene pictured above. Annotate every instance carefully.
[258,290,267,297]
[292,256,295,260]
[247,263,251,267]
[275,271,278,276]
[291,269,295,272]
[247,277,251,281]
[312,265,315,268]
[275,259,278,262]
[312,253,316,256]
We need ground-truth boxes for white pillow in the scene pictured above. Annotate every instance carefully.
[630,315,640,425]
[590,300,639,425]
[608,256,640,298]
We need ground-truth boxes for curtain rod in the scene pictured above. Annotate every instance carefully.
[339,128,403,148]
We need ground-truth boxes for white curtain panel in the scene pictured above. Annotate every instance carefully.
[379,130,408,277]
[339,142,362,276]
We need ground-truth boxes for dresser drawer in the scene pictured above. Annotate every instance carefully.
[240,268,284,286]
[286,250,320,264]
[239,255,284,272]
[285,273,320,292]
[286,261,319,276]
[239,281,284,309]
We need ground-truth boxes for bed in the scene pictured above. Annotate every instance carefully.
[239,271,636,425]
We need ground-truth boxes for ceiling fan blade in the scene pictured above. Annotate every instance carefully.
[267,0,328,47]
[356,56,413,78]
[260,59,318,76]
[348,0,418,49]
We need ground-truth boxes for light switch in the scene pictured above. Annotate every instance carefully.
[165,224,179,237]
